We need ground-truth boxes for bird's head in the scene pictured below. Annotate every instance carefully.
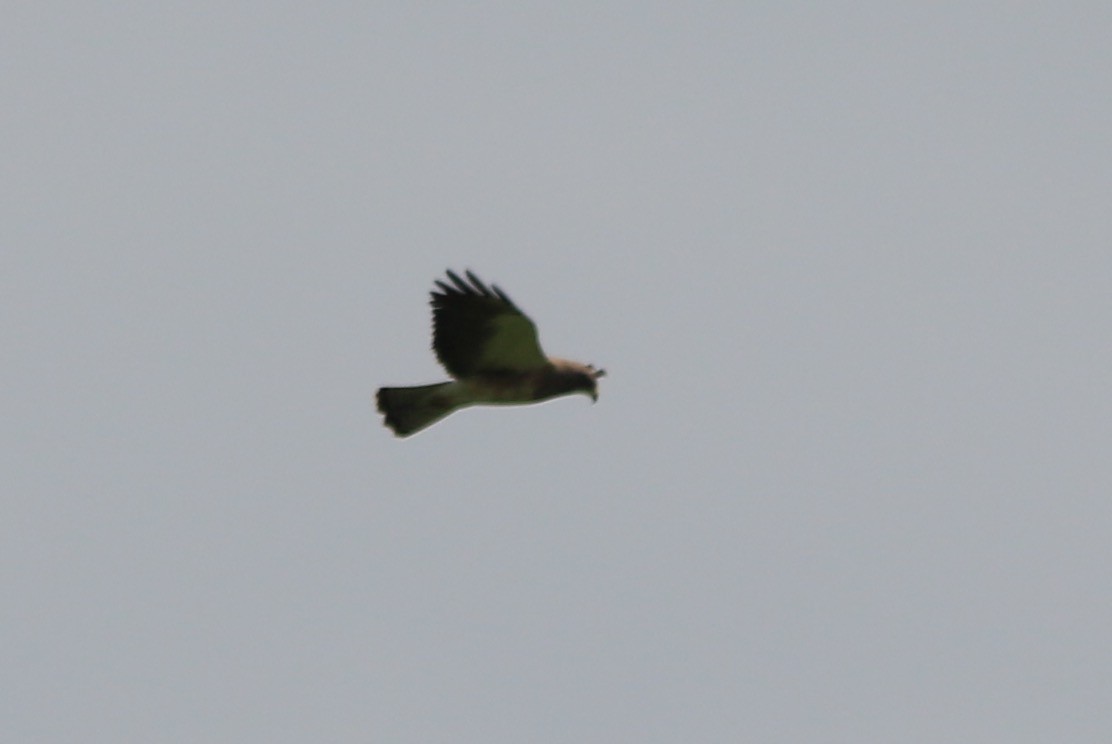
[583,364,606,402]
[548,359,606,402]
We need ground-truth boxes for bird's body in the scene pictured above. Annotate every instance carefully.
[376,271,604,437]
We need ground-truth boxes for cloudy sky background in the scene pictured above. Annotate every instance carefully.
[5,3,1111,742]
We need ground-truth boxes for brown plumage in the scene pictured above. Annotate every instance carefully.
[376,270,605,437]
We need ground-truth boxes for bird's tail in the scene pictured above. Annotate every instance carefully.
[376,382,458,437]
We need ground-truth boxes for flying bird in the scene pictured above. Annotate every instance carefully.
[376,270,605,437]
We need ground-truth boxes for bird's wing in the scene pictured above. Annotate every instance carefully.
[430,270,549,377]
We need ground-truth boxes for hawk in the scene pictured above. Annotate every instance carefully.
[376,270,605,437]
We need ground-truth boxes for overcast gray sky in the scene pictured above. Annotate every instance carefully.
[4,3,1111,742]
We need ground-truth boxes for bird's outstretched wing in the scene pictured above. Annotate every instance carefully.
[430,270,549,377]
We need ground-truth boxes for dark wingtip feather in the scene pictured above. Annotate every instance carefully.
[429,269,520,311]
[446,269,472,294]
[464,269,493,297]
